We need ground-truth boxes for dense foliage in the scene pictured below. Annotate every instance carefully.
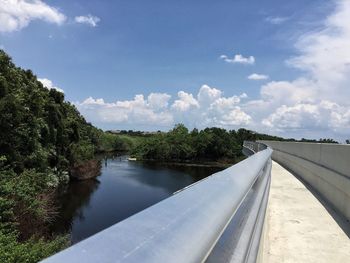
[247,131,339,144]
[98,132,144,152]
[130,124,340,162]
[0,50,105,262]
[0,51,104,173]
[0,163,68,263]
[131,124,258,163]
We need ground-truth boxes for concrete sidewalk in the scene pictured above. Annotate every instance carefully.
[262,161,350,263]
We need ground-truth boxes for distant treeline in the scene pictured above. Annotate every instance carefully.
[130,124,258,163]
[106,129,162,136]
[250,132,339,144]
[104,125,342,164]
[110,128,341,165]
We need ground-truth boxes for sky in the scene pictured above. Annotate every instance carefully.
[0,0,350,141]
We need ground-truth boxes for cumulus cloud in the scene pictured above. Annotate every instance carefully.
[75,14,100,27]
[286,0,350,104]
[0,0,66,32]
[76,85,251,129]
[197,84,222,106]
[220,54,255,65]
[245,0,350,138]
[38,78,64,93]
[78,94,173,126]
[265,16,289,25]
[260,79,315,105]
[247,73,269,80]
[147,93,171,110]
[171,91,199,112]
[262,101,350,133]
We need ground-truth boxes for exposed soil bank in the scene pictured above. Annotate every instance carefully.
[69,160,102,180]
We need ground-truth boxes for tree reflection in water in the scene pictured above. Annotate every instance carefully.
[49,155,225,244]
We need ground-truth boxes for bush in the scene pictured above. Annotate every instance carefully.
[69,142,95,164]
[0,231,68,263]
[0,168,68,262]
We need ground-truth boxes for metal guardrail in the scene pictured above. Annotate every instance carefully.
[243,141,267,156]
[41,141,272,263]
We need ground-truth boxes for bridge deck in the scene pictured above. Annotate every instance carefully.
[262,161,350,263]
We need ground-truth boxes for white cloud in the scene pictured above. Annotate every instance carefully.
[286,0,350,104]
[38,78,64,93]
[197,84,222,106]
[171,91,199,112]
[147,93,171,110]
[239,93,248,99]
[247,73,269,80]
[265,16,289,25]
[76,85,252,129]
[220,54,255,65]
[248,0,350,138]
[74,14,100,27]
[220,107,252,126]
[260,79,315,105]
[262,101,350,134]
[0,0,66,33]
[206,96,251,126]
[78,94,173,126]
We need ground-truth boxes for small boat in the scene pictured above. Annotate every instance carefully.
[127,157,137,161]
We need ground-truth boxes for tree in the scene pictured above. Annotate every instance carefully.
[0,50,105,260]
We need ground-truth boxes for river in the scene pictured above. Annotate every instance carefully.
[50,155,225,244]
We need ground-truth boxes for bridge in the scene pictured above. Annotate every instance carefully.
[41,141,350,262]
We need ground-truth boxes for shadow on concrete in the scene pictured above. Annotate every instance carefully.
[275,161,350,238]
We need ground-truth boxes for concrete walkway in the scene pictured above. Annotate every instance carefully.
[262,161,350,263]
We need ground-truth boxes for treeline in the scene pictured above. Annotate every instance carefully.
[106,129,162,136]
[247,131,339,144]
[128,125,341,163]
[131,124,258,163]
[0,50,109,262]
[299,138,338,144]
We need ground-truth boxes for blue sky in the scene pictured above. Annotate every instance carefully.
[1,0,350,141]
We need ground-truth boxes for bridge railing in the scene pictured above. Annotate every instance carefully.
[243,141,267,156]
[41,141,272,263]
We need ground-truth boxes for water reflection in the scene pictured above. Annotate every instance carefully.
[52,179,100,234]
[51,156,224,244]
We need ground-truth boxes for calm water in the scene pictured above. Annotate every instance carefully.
[51,155,224,244]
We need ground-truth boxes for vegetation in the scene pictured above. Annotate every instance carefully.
[0,163,69,263]
[130,125,340,163]
[0,50,104,174]
[0,48,341,262]
[131,124,258,163]
[0,50,108,262]
[0,50,159,262]
[98,132,144,152]
[248,131,339,144]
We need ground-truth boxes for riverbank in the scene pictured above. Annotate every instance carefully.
[135,155,246,169]
[50,155,223,243]
[138,158,244,169]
